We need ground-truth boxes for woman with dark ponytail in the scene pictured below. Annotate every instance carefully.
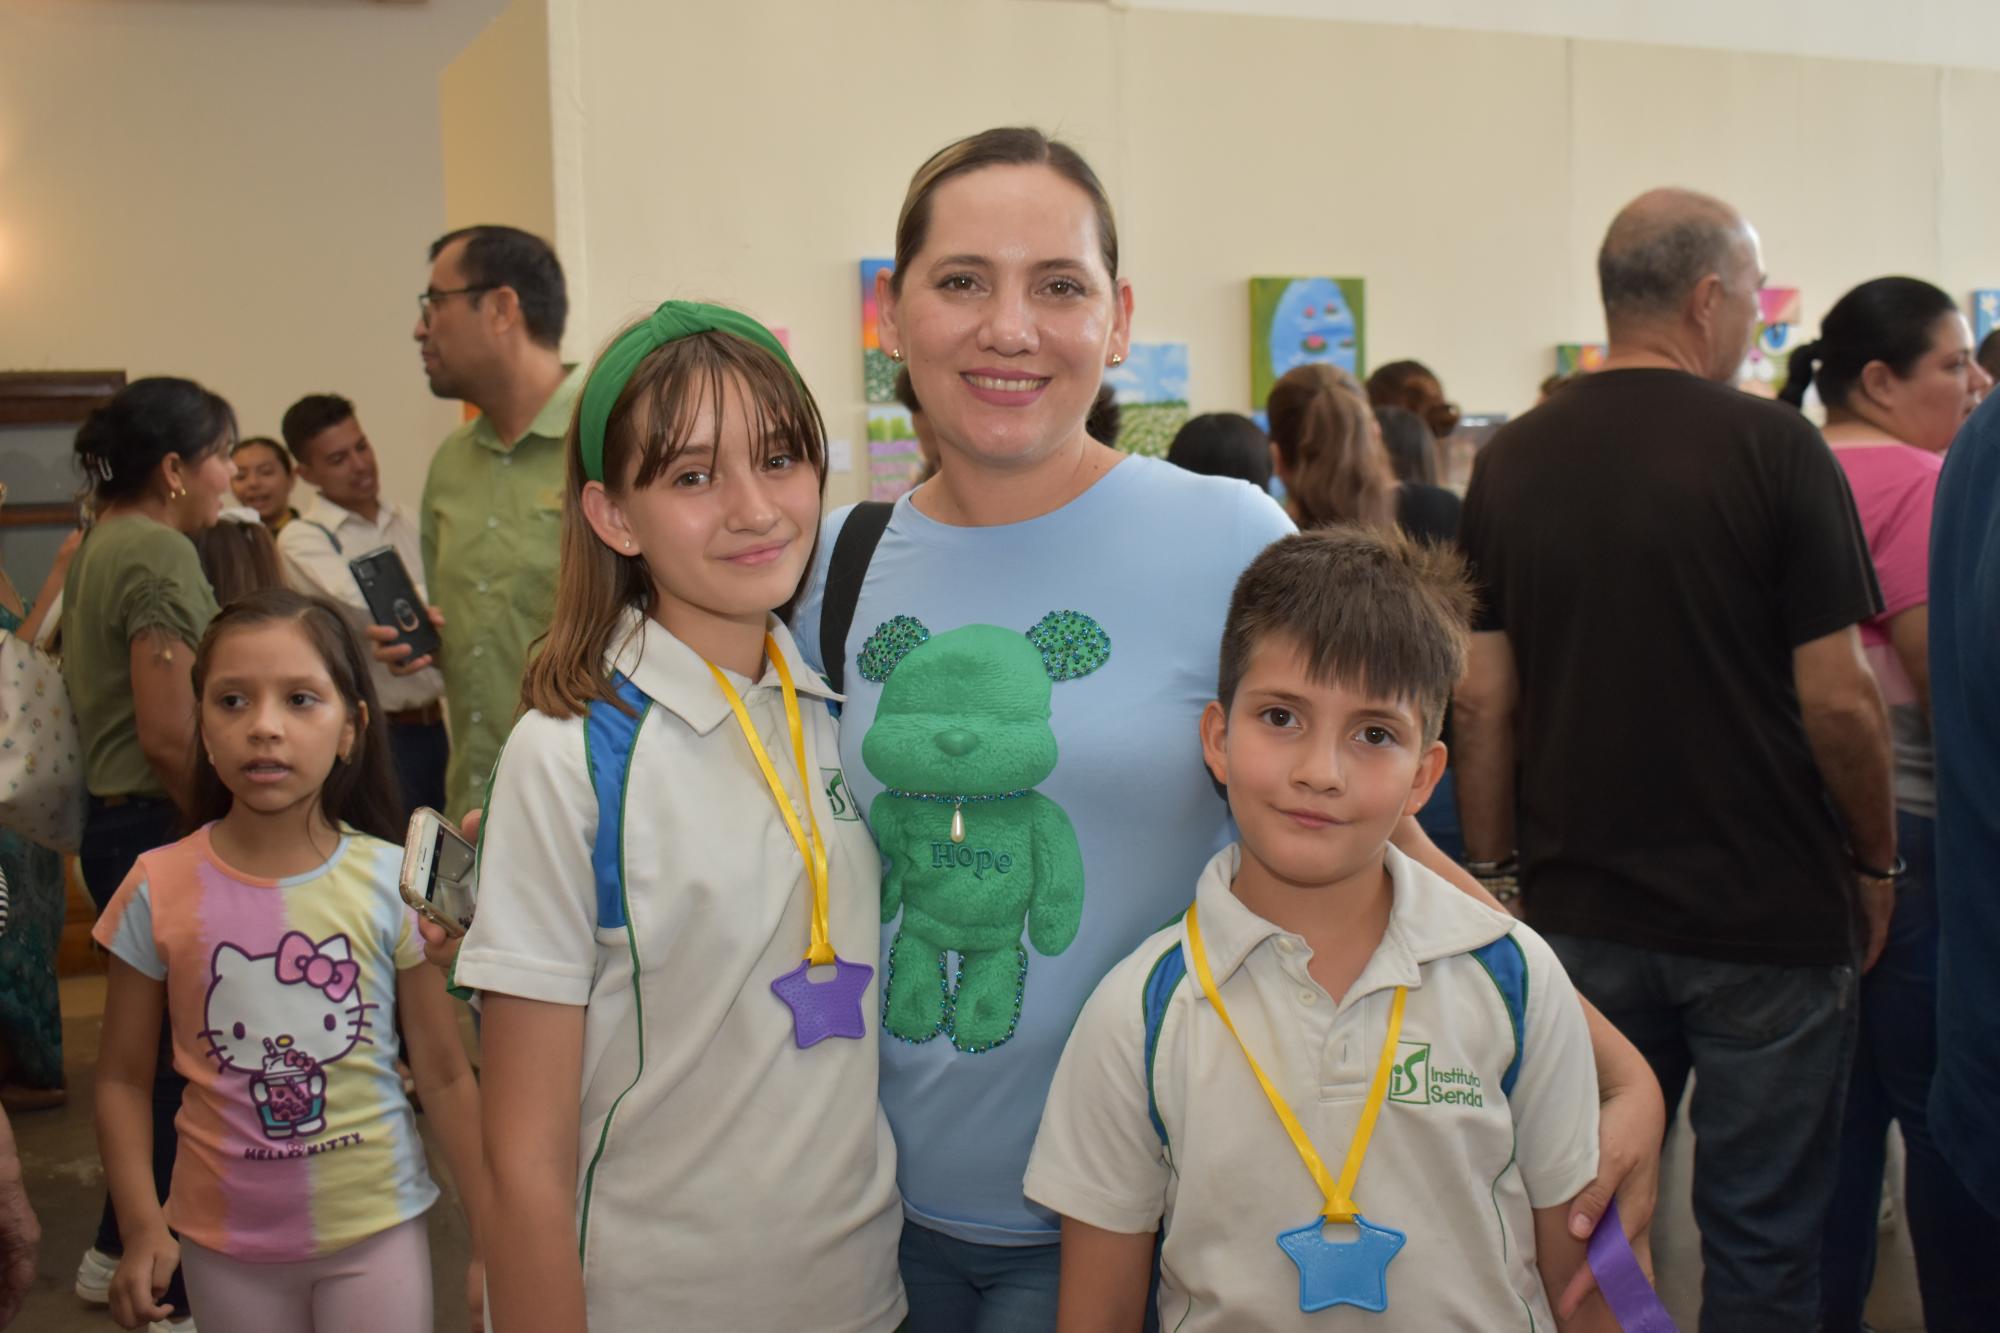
[1789,278,1998,1333]
[64,375,237,1327]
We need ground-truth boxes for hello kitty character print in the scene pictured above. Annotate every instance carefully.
[200,931,375,1140]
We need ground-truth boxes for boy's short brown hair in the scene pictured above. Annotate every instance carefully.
[1217,526,1475,744]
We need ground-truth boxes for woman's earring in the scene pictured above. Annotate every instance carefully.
[888,348,904,362]
[169,484,188,501]
[1108,354,1124,366]
[623,538,633,551]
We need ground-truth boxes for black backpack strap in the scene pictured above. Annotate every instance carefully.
[820,501,894,697]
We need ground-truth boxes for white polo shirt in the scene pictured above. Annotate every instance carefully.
[1025,844,1598,1332]
[276,494,445,715]
[455,612,905,1332]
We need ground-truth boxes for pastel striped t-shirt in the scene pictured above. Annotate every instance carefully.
[92,826,437,1261]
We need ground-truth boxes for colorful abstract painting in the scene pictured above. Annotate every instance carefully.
[1975,290,2000,345]
[860,258,896,403]
[866,404,923,501]
[1739,287,1804,398]
[1103,342,1190,457]
[1249,277,1365,409]
[1555,343,1607,377]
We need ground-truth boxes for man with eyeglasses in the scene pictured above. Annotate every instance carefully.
[404,225,584,819]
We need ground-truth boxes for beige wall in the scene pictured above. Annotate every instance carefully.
[441,0,555,241]
[548,0,2000,508]
[0,0,509,512]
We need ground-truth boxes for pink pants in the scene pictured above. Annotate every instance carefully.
[178,1214,433,1333]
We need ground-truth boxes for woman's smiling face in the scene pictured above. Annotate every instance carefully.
[878,163,1131,475]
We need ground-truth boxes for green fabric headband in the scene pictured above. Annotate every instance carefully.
[577,300,800,484]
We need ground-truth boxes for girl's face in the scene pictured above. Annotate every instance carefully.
[173,436,238,533]
[1868,312,1993,453]
[877,163,1132,476]
[231,444,295,524]
[583,372,822,649]
[200,621,358,823]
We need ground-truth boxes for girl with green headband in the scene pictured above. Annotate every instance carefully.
[453,302,906,1331]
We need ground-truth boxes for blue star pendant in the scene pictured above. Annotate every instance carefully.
[770,956,874,1048]
[1277,1214,1406,1313]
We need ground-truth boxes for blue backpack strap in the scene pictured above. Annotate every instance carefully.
[584,674,652,930]
[1470,933,1530,1097]
[1141,926,1191,1148]
[299,519,343,555]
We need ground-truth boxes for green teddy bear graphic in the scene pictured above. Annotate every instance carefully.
[860,610,1110,1053]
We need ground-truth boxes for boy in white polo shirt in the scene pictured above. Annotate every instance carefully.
[1025,529,1612,1330]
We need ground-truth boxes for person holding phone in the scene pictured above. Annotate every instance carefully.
[278,394,448,818]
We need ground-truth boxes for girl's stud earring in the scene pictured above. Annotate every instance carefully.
[1109,354,1124,367]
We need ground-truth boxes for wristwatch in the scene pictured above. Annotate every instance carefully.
[1466,856,1521,906]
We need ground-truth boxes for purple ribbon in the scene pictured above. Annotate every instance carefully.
[1586,1199,1678,1332]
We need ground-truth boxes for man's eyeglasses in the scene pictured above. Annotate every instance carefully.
[417,285,496,319]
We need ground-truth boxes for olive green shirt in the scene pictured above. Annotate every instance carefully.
[63,515,220,799]
[421,364,585,818]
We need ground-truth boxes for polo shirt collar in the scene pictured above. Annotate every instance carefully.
[608,608,840,735]
[1190,842,1515,996]
[467,363,586,454]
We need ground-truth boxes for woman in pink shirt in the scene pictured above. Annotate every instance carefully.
[1782,277,1995,1332]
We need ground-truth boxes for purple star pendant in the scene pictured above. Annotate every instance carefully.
[770,955,874,1048]
[1277,1213,1405,1313]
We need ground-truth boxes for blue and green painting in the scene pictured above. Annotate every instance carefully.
[1249,276,1366,409]
[1103,342,1189,457]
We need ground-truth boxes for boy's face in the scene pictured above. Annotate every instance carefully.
[1201,633,1446,894]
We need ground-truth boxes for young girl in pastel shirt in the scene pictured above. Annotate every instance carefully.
[93,589,485,1332]
[453,303,903,1332]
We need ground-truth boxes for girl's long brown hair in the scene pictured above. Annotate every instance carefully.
[185,589,404,844]
[522,326,829,721]
[1266,363,1398,532]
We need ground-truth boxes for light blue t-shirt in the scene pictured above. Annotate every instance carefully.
[792,456,1294,1244]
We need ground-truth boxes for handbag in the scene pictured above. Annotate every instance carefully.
[0,587,87,853]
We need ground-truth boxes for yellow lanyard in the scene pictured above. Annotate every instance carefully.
[1186,903,1406,1224]
[707,638,834,966]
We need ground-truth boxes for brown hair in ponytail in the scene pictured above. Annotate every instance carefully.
[1266,364,1397,531]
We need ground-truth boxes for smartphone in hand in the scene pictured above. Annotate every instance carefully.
[400,807,477,937]
[348,547,441,664]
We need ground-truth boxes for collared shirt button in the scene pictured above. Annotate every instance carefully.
[1277,939,1296,954]
[1299,989,1317,1006]
[470,710,483,724]
[472,645,484,658]
[477,580,490,594]
[501,453,513,466]
[487,515,500,529]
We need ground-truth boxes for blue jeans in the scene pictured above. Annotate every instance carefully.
[386,718,449,821]
[1821,811,2000,1332]
[898,1223,1060,1333]
[1547,933,1856,1333]
[80,795,190,1318]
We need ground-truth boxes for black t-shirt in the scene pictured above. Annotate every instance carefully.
[1397,482,1463,547]
[1460,368,1882,965]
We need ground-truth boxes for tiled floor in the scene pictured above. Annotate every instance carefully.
[18,975,476,1333]
[18,977,1928,1331]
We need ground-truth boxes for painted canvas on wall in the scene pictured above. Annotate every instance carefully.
[860,258,896,403]
[1102,342,1189,457]
[1249,277,1365,409]
[1739,287,1803,398]
[1555,343,1607,377]
[1975,290,2000,345]
[866,404,923,501]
